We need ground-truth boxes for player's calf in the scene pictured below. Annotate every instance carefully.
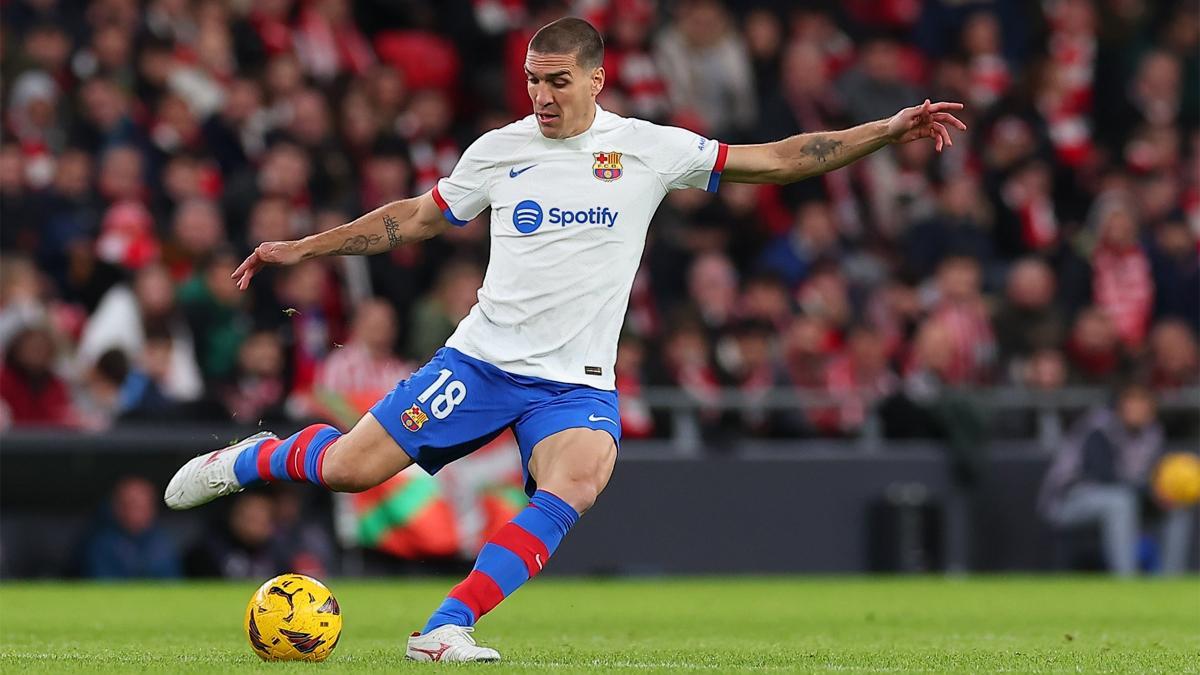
[230,424,342,489]
[416,429,615,636]
[420,489,579,634]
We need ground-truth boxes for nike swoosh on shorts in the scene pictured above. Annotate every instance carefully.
[588,414,616,425]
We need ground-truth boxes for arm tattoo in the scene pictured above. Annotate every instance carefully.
[383,213,403,249]
[331,234,383,256]
[800,136,844,163]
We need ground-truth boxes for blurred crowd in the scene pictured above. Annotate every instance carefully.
[78,476,336,579]
[1,0,1197,442]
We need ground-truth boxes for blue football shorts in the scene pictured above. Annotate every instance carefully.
[369,347,621,495]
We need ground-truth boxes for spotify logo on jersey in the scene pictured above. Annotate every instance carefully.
[513,200,544,233]
[512,199,620,234]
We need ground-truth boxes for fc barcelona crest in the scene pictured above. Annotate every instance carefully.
[593,151,623,181]
[401,404,429,432]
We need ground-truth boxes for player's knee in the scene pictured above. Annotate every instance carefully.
[544,472,607,514]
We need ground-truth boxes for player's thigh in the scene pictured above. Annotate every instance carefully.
[368,347,518,478]
[527,428,617,514]
[321,411,414,492]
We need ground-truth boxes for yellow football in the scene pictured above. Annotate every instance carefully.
[244,574,343,662]
[1152,452,1200,506]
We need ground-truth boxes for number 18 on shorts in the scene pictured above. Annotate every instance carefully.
[369,347,621,494]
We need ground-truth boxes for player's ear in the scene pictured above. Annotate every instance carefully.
[591,66,605,97]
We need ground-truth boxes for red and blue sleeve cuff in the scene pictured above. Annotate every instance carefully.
[431,185,469,226]
[705,142,729,193]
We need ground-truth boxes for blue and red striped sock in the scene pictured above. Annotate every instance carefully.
[231,424,341,488]
[421,490,579,633]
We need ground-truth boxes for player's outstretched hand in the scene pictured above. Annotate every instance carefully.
[231,240,306,290]
[886,99,967,152]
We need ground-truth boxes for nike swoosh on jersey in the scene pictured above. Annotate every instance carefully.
[508,164,537,178]
[587,414,616,424]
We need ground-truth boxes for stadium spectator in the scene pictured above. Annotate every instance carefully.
[1065,307,1133,387]
[272,261,342,397]
[314,298,413,428]
[686,251,739,340]
[884,319,989,486]
[615,332,653,439]
[918,256,996,386]
[993,258,1065,376]
[221,329,289,425]
[398,89,460,196]
[165,198,226,281]
[653,318,721,441]
[75,263,204,403]
[1089,194,1154,350]
[186,492,291,579]
[716,319,778,438]
[81,476,181,579]
[17,22,73,87]
[835,34,920,125]
[200,77,267,175]
[864,129,939,242]
[812,324,897,436]
[179,248,248,382]
[37,147,103,285]
[797,264,854,343]
[960,12,1011,111]
[601,0,671,123]
[1148,219,1200,328]
[1146,321,1199,391]
[76,348,130,430]
[738,274,792,330]
[781,313,835,391]
[0,147,35,253]
[270,485,337,579]
[287,88,354,207]
[117,327,182,420]
[655,0,756,138]
[96,145,146,207]
[6,70,63,175]
[293,0,375,83]
[758,200,841,289]
[1039,384,1194,575]
[0,256,49,351]
[991,346,1071,445]
[902,175,993,281]
[759,38,849,210]
[0,325,75,428]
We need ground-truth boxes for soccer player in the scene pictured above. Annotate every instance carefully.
[165,18,965,662]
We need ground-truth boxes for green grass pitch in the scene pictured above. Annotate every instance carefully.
[1,577,1198,673]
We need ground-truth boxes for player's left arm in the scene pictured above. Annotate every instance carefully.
[722,100,966,185]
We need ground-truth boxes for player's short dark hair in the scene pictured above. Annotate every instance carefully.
[528,17,604,70]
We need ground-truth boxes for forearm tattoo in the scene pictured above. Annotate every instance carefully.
[801,136,844,163]
[383,213,403,249]
[331,234,383,255]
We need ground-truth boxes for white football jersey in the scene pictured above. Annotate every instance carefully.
[433,105,727,389]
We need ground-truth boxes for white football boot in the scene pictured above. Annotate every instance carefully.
[163,431,276,510]
[406,625,501,663]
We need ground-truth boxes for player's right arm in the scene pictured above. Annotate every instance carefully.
[231,191,449,290]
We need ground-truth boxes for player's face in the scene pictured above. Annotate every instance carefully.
[525,50,604,139]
